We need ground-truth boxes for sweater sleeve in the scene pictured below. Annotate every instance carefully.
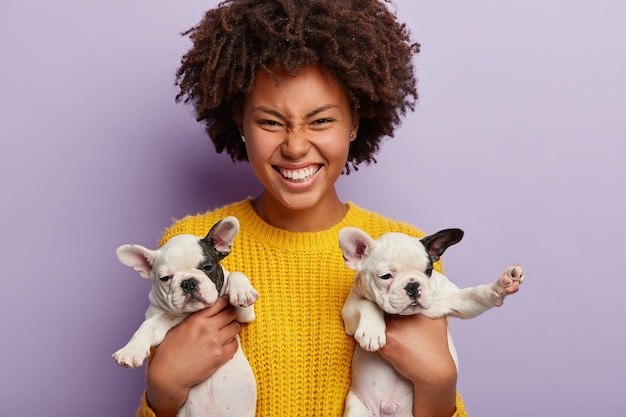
[135,347,158,417]
[136,391,156,417]
[452,391,468,417]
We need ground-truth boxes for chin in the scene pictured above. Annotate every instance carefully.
[275,190,327,211]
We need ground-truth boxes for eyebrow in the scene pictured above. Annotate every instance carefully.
[254,105,338,121]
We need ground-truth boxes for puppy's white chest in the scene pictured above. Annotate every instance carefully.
[349,347,413,417]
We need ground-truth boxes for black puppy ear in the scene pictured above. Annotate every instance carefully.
[203,216,240,259]
[420,229,464,263]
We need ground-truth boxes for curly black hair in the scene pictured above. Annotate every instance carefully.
[175,0,420,173]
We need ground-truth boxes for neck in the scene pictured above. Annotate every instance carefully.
[251,191,348,232]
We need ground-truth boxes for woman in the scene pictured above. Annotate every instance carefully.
[136,1,517,416]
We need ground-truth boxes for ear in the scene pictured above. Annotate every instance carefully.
[203,216,240,259]
[338,227,377,270]
[116,244,158,279]
[419,229,464,263]
[350,118,359,142]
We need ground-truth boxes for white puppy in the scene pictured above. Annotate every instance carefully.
[339,227,524,417]
[113,216,258,417]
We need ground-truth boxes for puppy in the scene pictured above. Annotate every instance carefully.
[339,227,524,417]
[113,216,258,417]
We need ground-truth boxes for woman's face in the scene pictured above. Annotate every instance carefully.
[241,65,358,213]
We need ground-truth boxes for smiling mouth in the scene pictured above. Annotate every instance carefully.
[277,166,321,182]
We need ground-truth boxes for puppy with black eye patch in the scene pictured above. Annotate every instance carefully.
[113,216,258,417]
[339,227,524,417]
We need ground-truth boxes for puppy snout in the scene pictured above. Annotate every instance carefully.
[404,282,420,299]
[181,278,199,294]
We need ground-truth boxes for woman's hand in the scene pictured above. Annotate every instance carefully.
[146,297,242,417]
[378,314,457,417]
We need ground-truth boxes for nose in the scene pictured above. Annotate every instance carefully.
[404,282,420,299]
[281,127,311,159]
[181,278,199,294]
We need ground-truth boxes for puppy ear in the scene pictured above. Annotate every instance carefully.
[116,244,158,279]
[420,229,464,263]
[203,216,240,259]
[338,227,376,270]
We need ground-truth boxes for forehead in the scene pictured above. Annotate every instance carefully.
[157,237,206,270]
[245,65,351,116]
[372,233,430,269]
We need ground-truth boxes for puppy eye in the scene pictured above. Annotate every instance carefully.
[160,275,172,282]
[379,273,392,280]
[424,267,433,277]
[202,264,214,273]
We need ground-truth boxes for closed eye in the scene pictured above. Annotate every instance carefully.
[159,275,172,282]
[379,273,392,280]
[311,118,333,125]
[257,119,283,130]
[307,118,335,131]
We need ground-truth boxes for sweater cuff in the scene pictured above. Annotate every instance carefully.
[136,391,156,417]
[451,391,468,417]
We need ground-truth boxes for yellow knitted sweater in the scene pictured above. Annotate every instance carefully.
[136,199,467,417]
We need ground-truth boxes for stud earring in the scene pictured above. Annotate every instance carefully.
[241,135,246,143]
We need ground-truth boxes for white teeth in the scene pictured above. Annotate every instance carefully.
[280,167,319,181]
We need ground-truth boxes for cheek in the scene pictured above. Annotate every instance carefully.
[316,133,351,161]
[159,280,173,295]
[244,135,277,163]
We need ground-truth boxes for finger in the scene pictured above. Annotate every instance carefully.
[222,335,240,360]
[200,306,240,333]
[220,321,242,343]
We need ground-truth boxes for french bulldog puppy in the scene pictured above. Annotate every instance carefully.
[113,216,258,417]
[339,227,524,417]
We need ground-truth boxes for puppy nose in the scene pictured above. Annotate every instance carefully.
[404,282,420,299]
[181,278,199,294]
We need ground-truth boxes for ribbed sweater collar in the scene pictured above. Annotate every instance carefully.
[234,198,363,251]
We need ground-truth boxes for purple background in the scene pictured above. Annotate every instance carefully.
[1,1,625,416]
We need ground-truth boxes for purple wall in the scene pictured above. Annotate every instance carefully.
[1,1,624,416]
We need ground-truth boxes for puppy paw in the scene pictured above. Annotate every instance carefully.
[236,305,256,323]
[226,271,259,307]
[490,264,524,306]
[354,321,387,352]
[112,346,148,368]
[229,286,259,307]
